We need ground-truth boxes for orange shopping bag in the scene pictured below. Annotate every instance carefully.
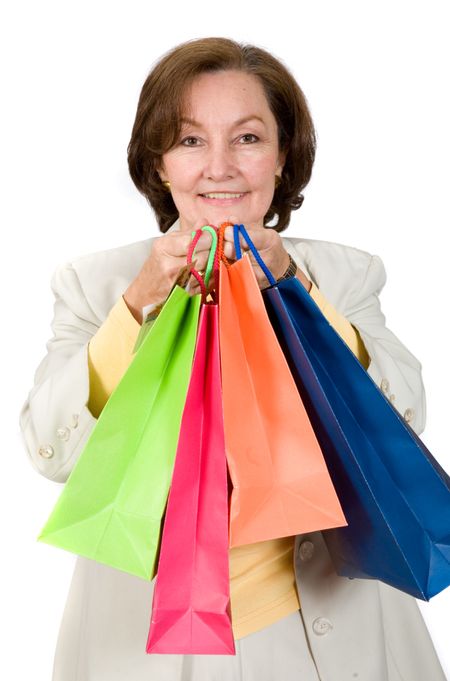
[218,223,347,547]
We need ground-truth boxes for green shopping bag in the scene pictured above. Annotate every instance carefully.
[38,284,201,580]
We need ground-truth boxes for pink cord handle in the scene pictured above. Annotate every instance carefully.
[186,225,218,301]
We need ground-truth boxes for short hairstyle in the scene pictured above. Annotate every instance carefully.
[127,37,316,233]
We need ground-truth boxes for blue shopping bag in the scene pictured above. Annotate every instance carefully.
[233,223,450,600]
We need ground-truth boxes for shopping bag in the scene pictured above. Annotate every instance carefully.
[147,227,234,654]
[218,223,347,548]
[226,223,450,600]
[38,270,201,580]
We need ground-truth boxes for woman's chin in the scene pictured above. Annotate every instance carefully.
[179,205,263,231]
[191,193,255,226]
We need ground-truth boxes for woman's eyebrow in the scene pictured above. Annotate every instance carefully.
[180,115,266,127]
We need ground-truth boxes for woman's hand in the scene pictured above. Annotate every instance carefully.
[222,218,312,292]
[123,218,216,324]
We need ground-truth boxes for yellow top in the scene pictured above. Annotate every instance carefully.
[87,280,370,640]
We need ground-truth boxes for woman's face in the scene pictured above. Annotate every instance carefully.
[158,70,285,232]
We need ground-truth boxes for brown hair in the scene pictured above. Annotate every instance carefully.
[127,37,316,233]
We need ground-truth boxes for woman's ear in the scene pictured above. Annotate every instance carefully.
[276,149,287,177]
[156,161,168,183]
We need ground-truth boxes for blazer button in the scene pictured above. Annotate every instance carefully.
[380,378,390,394]
[56,427,71,441]
[312,617,333,636]
[404,408,415,423]
[298,540,315,562]
[38,444,54,459]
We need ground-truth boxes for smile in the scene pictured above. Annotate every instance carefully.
[200,192,247,199]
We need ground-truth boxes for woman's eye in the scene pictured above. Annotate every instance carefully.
[240,134,259,144]
[181,137,199,147]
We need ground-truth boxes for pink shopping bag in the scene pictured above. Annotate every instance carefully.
[146,230,234,655]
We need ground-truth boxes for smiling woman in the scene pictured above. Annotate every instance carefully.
[157,70,285,230]
[20,36,446,681]
[127,38,314,234]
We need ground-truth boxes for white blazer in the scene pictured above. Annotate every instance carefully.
[19,220,445,680]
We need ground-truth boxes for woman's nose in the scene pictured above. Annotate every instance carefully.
[203,142,237,181]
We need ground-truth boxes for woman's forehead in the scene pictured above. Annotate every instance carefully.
[180,71,274,126]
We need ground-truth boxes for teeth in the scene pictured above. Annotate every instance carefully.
[202,192,244,199]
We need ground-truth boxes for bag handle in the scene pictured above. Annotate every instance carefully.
[187,225,218,299]
[217,221,233,269]
[233,223,277,287]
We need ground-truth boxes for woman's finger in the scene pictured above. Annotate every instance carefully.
[221,218,271,258]
[223,215,239,245]
[190,217,218,252]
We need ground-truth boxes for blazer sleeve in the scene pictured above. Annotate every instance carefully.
[19,263,101,483]
[344,254,426,436]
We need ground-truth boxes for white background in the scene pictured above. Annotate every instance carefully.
[1,1,449,678]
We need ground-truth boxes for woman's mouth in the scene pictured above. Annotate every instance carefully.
[199,192,248,205]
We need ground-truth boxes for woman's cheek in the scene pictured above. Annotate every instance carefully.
[241,154,280,184]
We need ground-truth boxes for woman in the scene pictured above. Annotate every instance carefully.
[20,37,445,680]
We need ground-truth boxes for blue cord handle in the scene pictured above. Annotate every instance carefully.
[233,224,277,287]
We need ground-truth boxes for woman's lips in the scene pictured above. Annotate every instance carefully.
[198,192,248,206]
